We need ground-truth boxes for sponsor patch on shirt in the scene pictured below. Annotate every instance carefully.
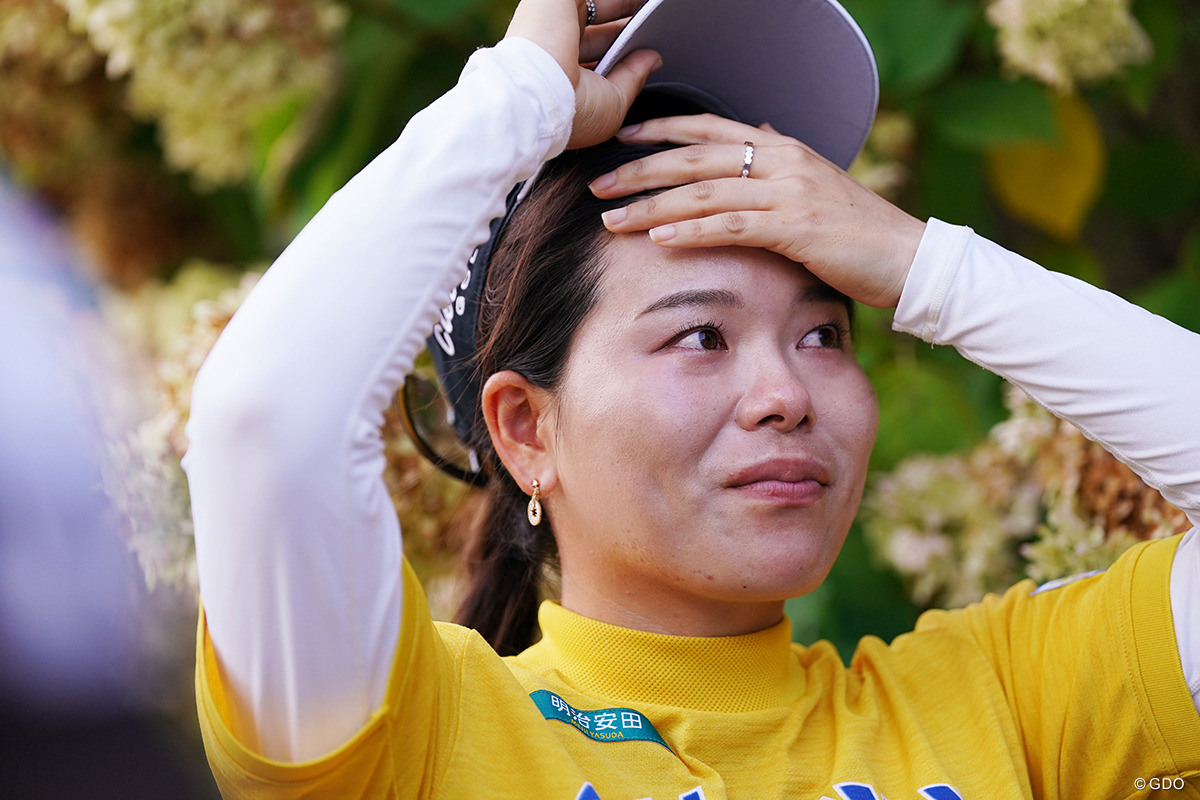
[530,690,672,753]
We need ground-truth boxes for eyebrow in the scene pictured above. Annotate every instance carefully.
[638,282,850,318]
[638,288,744,317]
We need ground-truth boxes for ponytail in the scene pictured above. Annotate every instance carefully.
[454,473,554,656]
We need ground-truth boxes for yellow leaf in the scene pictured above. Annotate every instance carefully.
[986,93,1106,241]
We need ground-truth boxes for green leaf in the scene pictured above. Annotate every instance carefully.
[1133,225,1200,333]
[374,44,479,148]
[913,137,996,238]
[1102,137,1200,221]
[834,0,891,71]
[928,77,1058,150]
[1182,224,1200,280]
[1117,0,1182,112]
[199,186,267,263]
[840,0,977,97]
[868,359,984,472]
[286,20,419,233]
[252,95,304,174]
[1031,240,1107,287]
[1134,268,1200,333]
[250,93,313,217]
[391,0,489,27]
[883,0,977,96]
[849,303,904,373]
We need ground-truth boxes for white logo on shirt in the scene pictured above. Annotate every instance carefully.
[576,781,963,800]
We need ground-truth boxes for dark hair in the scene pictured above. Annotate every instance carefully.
[453,139,673,655]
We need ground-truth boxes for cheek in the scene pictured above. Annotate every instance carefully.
[557,359,722,480]
[835,369,879,472]
[855,373,880,448]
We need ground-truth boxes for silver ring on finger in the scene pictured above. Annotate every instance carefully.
[585,0,596,26]
[740,141,755,178]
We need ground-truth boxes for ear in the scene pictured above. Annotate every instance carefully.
[481,370,558,495]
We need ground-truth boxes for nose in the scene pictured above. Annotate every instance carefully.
[733,351,813,433]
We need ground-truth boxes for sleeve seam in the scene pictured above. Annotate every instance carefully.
[921,223,973,341]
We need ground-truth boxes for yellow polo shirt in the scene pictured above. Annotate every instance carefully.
[197,535,1200,799]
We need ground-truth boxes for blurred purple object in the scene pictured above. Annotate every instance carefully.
[0,177,136,714]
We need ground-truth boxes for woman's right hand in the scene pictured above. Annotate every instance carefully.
[505,0,661,148]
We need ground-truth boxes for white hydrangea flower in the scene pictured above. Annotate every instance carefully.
[57,0,347,186]
[97,262,260,592]
[986,0,1152,92]
[0,0,98,81]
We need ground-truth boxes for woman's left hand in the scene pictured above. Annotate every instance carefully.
[588,114,926,309]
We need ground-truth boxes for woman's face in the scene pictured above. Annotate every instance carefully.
[541,234,878,636]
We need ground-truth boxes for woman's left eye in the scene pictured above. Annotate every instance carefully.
[799,323,846,349]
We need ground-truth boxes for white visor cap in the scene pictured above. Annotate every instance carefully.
[596,0,879,170]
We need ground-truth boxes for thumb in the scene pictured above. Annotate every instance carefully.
[605,49,662,109]
[567,49,662,149]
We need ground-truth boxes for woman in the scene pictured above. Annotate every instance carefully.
[184,0,1200,796]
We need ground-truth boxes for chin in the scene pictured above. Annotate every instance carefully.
[734,528,845,598]
[706,549,837,603]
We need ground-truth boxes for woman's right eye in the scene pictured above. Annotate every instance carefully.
[674,326,727,351]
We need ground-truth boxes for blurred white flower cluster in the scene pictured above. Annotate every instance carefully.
[863,438,1040,609]
[97,265,477,614]
[864,383,1189,608]
[1,0,97,81]
[986,0,1152,92]
[57,0,348,187]
[99,262,260,590]
[0,0,128,193]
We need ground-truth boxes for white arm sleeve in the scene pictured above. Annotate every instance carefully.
[183,38,574,763]
[893,217,1200,715]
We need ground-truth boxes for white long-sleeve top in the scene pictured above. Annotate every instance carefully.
[184,37,1200,764]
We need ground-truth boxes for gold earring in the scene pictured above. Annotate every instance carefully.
[527,479,542,527]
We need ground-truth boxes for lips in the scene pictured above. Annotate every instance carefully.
[726,457,832,487]
[725,457,832,507]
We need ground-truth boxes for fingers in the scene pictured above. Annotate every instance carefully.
[578,19,628,63]
[600,177,769,235]
[617,114,796,148]
[589,141,741,195]
[588,119,824,201]
[591,140,806,199]
[588,0,645,26]
[504,0,641,85]
[595,135,925,308]
[640,210,798,259]
[644,211,780,249]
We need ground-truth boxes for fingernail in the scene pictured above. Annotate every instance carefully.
[649,224,676,243]
[590,172,616,193]
[616,123,642,139]
[601,207,627,227]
